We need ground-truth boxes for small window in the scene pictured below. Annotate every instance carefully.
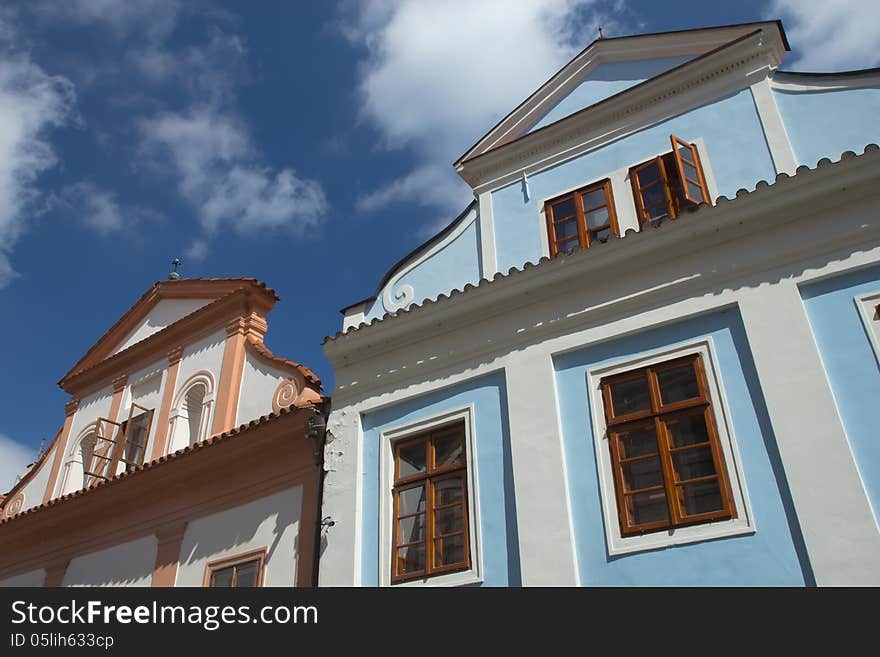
[630,135,709,227]
[205,549,266,587]
[392,422,470,583]
[600,354,736,536]
[544,178,618,257]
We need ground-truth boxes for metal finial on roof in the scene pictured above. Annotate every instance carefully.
[598,26,606,39]
[168,258,182,280]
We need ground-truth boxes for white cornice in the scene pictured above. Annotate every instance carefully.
[466,22,787,161]
[457,31,784,194]
[325,146,880,371]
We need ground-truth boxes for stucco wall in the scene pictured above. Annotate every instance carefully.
[175,486,303,587]
[237,350,289,424]
[63,535,157,587]
[0,568,45,587]
[801,266,880,527]
[113,299,210,355]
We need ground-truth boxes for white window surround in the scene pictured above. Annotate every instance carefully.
[378,405,483,587]
[167,371,216,454]
[535,137,718,260]
[586,338,755,557]
[855,291,880,368]
[59,423,98,496]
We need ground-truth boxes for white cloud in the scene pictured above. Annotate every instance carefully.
[769,0,880,70]
[0,433,36,493]
[341,0,627,219]
[57,181,161,234]
[139,107,327,235]
[184,239,208,262]
[0,42,74,287]
[32,0,181,44]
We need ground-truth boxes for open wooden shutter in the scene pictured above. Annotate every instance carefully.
[84,417,122,486]
[119,403,153,470]
[670,135,709,205]
[631,156,675,225]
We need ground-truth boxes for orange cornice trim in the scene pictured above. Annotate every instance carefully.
[211,318,249,435]
[59,288,274,397]
[62,278,278,386]
[245,338,322,390]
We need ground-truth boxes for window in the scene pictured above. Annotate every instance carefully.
[544,178,618,257]
[630,135,709,226]
[391,422,470,583]
[83,403,154,486]
[600,353,736,537]
[204,549,266,587]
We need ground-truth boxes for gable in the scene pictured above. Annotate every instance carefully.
[526,55,693,134]
[111,298,211,355]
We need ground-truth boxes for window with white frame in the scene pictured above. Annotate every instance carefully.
[588,340,753,556]
[855,291,880,367]
[379,407,482,587]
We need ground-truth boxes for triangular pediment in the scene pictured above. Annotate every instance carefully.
[455,21,789,166]
[63,278,278,383]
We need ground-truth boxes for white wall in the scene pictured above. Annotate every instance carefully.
[113,299,210,355]
[0,568,45,587]
[63,535,156,587]
[176,486,303,587]
[15,446,53,512]
[237,350,292,424]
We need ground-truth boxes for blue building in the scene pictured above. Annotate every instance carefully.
[319,21,880,586]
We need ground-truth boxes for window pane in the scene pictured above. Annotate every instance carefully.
[656,364,700,404]
[234,561,259,587]
[628,490,668,525]
[434,506,464,535]
[557,237,579,253]
[585,207,609,230]
[210,567,234,587]
[640,184,665,207]
[616,424,657,459]
[681,160,699,181]
[550,198,575,219]
[434,432,464,468]
[645,205,668,222]
[680,479,724,516]
[621,456,663,491]
[609,376,651,416]
[665,412,710,448]
[396,544,426,575]
[637,163,662,185]
[434,477,463,506]
[686,179,704,201]
[581,188,606,210]
[672,446,717,482]
[398,485,426,515]
[398,442,426,478]
[434,534,465,567]
[554,219,578,241]
[398,514,426,543]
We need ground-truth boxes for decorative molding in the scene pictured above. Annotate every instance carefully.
[750,76,798,175]
[272,379,300,414]
[167,345,184,365]
[3,493,24,519]
[64,399,80,417]
[111,374,128,392]
[43,558,70,587]
[152,521,188,587]
[381,204,479,313]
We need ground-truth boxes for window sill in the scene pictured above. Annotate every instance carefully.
[607,517,755,557]
[390,568,482,588]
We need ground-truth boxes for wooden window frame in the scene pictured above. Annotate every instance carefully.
[391,422,470,584]
[203,547,267,587]
[83,404,154,487]
[630,134,710,226]
[544,178,619,257]
[600,353,736,537]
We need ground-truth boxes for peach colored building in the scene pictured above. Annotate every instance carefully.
[0,278,327,587]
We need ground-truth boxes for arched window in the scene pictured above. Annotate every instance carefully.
[60,428,96,494]
[167,372,215,454]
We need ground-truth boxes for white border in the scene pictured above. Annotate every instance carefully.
[855,291,880,368]
[535,137,717,259]
[586,337,755,556]
[377,405,483,587]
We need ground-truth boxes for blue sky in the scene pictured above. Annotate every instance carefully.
[1,0,878,490]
